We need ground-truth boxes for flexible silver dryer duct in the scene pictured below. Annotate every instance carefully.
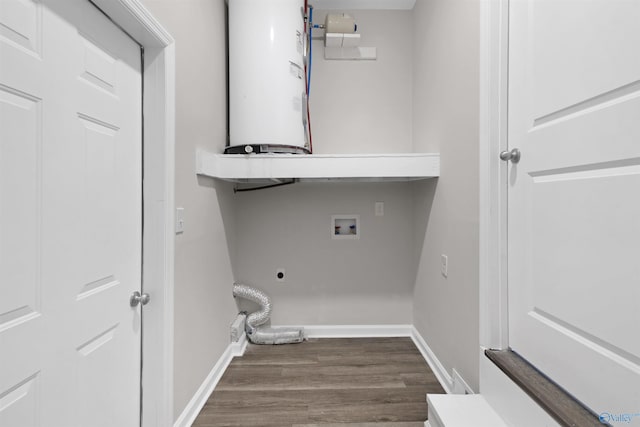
[232,283,305,345]
[233,283,272,329]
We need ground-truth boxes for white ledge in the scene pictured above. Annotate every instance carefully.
[311,0,416,10]
[196,152,440,182]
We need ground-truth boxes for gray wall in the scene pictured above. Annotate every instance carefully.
[411,0,481,391]
[234,182,415,325]
[140,0,238,421]
[309,10,413,153]
[232,10,416,326]
[139,0,482,417]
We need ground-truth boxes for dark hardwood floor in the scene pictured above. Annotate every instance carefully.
[192,337,446,427]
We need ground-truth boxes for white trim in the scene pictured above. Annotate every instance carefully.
[477,2,559,425]
[173,334,248,427]
[477,1,555,423]
[452,369,474,395]
[310,0,416,10]
[92,0,172,46]
[196,151,440,182]
[89,2,176,426]
[410,326,454,394]
[478,0,509,352]
[231,332,249,357]
[279,324,414,338]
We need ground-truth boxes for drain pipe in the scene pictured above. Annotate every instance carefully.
[232,283,305,345]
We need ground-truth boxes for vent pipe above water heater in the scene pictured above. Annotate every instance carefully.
[226,0,311,155]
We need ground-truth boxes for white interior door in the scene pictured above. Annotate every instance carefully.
[507,0,640,416]
[0,0,142,426]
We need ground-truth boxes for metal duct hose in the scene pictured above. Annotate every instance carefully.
[251,327,306,345]
[232,283,272,330]
[232,283,305,345]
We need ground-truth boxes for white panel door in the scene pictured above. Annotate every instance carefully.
[507,0,640,417]
[0,0,142,426]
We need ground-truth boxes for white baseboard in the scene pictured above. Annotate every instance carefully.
[230,331,248,357]
[275,324,414,338]
[410,326,454,394]
[173,333,247,427]
[451,368,474,395]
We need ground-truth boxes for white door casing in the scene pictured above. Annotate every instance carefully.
[0,0,143,425]
[72,1,176,425]
[507,0,640,416]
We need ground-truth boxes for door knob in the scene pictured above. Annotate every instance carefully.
[130,291,150,307]
[500,148,521,164]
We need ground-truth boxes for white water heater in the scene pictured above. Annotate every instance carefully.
[227,0,310,154]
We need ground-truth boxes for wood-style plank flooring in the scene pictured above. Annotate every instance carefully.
[193,337,446,427]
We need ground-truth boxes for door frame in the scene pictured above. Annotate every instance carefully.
[89,1,175,426]
[479,0,509,353]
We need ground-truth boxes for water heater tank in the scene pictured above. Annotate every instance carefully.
[227,0,310,154]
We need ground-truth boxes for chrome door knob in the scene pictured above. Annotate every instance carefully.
[500,148,521,164]
[130,291,150,307]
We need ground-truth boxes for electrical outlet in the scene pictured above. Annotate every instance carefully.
[441,254,448,278]
[276,268,285,282]
[375,201,384,217]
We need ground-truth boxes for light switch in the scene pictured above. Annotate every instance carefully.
[441,254,448,278]
[176,207,185,234]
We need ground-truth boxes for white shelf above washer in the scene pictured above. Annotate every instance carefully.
[196,151,440,183]
[311,0,416,10]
